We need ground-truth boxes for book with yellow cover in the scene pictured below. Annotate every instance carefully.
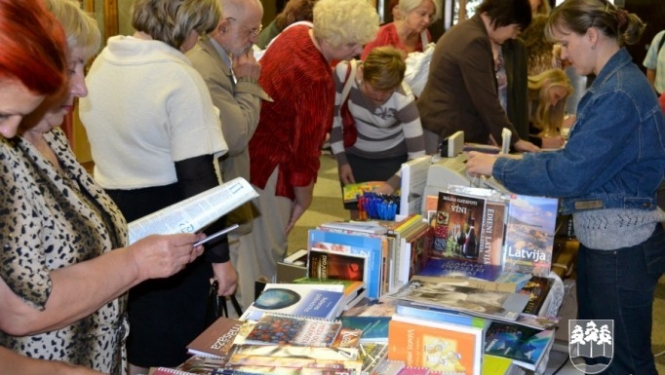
[387,314,483,375]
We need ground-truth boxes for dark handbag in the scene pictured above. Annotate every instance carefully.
[204,280,243,326]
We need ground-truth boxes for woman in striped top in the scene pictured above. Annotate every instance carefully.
[330,46,426,219]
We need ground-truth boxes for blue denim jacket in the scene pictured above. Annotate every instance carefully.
[493,48,665,215]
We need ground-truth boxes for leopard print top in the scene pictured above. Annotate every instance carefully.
[0,128,129,375]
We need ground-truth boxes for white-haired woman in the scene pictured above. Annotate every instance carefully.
[239,0,379,309]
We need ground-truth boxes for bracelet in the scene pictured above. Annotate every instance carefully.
[236,76,258,84]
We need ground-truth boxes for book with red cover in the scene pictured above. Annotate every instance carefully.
[186,317,244,358]
[308,249,366,282]
[387,314,483,375]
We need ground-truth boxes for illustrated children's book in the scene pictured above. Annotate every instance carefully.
[484,322,556,371]
[502,194,558,276]
[186,317,245,358]
[432,191,485,261]
[244,313,342,347]
[387,314,483,375]
[240,283,345,321]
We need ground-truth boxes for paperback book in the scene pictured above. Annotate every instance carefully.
[244,313,342,347]
[308,249,366,282]
[431,191,485,261]
[240,283,345,321]
[388,314,483,375]
[477,200,506,267]
[417,258,503,283]
[518,276,555,315]
[503,194,558,276]
[229,344,359,361]
[339,316,391,343]
[186,317,245,358]
[484,322,556,371]
[394,300,489,330]
[389,276,530,323]
[308,229,385,299]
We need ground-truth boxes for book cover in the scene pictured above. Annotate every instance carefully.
[177,355,227,375]
[244,314,342,347]
[390,277,530,323]
[477,200,506,267]
[518,276,555,315]
[503,195,558,277]
[293,277,365,310]
[319,220,388,235]
[229,344,359,361]
[483,323,555,371]
[358,342,389,374]
[308,229,385,299]
[394,300,488,330]
[186,317,245,358]
[399,155,431,217]
[308,249,366,282]
[241,283,345,321]
[417,258,502,283]
[480,355,516,375]
[151,368,197,375]
[431,192,485,261]
[387,314,483,375]
[372,359,406,375]
[221,358,363,374]
[342,181,384,203]
[339,316,390,343]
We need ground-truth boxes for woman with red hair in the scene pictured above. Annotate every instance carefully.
[0,1,205,374]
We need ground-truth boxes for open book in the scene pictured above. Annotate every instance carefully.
[127,177,258,244]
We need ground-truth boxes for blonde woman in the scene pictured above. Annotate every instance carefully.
[361,0,441,60]
[330,46,425,219]
[527,68,573,148]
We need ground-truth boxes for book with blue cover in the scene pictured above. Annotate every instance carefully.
[308,229,385,299]
[240,283,345,321]
[503,194,558,277]
[339,316,390,343]
[484,322,555,371]
[417,257,502,282]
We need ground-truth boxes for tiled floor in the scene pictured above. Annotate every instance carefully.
[290,153,665,375]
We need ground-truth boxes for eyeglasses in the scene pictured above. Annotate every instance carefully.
[226,17,262,38]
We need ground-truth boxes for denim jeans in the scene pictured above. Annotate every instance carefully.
[576,224,665,375]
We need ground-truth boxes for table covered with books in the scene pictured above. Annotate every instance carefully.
[150,179,569,375]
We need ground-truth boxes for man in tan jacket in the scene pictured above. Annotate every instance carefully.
[187,0,271,310]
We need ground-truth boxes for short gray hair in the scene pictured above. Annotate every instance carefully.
[132,0,220,49]
[313,0,378,48]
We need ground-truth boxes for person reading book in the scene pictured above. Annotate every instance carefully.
[467,1,665,373]
[0,1,205,374]
[79,0,236,373]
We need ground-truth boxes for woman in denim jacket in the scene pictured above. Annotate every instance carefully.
[467,1,665,374]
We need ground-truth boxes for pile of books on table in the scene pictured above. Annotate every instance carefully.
[151,186,564,375]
